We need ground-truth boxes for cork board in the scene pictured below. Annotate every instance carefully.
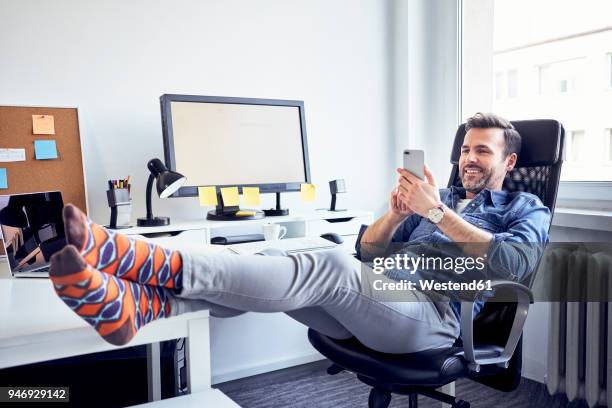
[0,106,87,213]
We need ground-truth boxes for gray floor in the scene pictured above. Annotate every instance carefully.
[216,359,589,408]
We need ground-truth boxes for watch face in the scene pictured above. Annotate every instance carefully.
[428,208,444,224]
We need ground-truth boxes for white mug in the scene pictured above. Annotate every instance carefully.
[263,224,287,241]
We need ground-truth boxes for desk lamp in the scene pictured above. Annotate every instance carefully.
[137,158,186,227]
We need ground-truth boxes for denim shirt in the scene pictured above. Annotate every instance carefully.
[356,186,551,321]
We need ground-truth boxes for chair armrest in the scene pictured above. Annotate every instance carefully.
[460,280,534,372]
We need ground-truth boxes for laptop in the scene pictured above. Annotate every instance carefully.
[0,191,67,278]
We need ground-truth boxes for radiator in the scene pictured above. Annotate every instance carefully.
[545,247,612,407]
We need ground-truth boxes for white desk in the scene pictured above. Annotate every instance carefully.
[0,247,238,407]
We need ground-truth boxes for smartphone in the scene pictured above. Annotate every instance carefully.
[403,149,425,180]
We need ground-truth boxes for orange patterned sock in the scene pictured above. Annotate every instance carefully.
[49,245,171,346]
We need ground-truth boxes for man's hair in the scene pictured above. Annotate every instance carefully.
[465,112,521,157]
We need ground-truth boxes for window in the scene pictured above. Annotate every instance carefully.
[507,69,518,98]
[537,58,584,96]
[495,71,505,99]
[462,0,612,182]
[606,129,612,163]
[567,130,586,163]
[538,65,549,95]
[494,69,519,99]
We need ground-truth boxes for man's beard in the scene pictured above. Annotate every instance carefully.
[460,167,495,194]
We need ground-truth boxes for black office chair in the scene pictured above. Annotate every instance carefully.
[310,120,565,408]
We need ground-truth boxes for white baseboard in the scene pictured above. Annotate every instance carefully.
[212,352,326,385]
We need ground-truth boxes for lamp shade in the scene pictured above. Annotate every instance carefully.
[157,171,186,198]
[146,158,186,198]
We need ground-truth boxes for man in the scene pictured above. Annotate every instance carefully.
[359,112,550,326]
[49,112,549,355]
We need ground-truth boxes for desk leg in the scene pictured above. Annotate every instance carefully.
[146,342,162,401]
[185,317,211,393]
[438,381,455,408]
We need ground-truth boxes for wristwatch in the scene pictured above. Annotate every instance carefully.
[427,204,445,224]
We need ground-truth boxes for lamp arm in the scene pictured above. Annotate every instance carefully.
[145,173,155,220]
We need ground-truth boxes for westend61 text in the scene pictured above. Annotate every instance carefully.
[372,279,493,292]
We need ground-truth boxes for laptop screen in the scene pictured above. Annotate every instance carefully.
[0,191,66,274]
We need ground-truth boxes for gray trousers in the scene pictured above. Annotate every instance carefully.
[169,248,459,354]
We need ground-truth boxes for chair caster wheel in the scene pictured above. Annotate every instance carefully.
[326,364,344,375]
[452,400,470,408]
[368,388,392,408]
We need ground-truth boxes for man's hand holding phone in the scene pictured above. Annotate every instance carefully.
[396,165,441,218]
[386,149,442,224]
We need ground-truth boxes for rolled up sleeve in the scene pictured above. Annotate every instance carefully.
[487,199,551,281]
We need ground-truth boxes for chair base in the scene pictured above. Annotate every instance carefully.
[367,386,470,408]
[327,363,471,408]
[366,385,470,408]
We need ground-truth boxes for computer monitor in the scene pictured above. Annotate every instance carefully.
[160,94,311,220]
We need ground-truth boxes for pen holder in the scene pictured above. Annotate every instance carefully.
[106,189,132,229]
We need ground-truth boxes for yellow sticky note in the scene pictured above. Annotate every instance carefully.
[300,183,316,202]
[220,186,240,206]
[198,186,218,206]
[32,115,55,135]
[242,187,261,206]
[236,210,256,217]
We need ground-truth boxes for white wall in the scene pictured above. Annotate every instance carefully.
[0,0,394,222]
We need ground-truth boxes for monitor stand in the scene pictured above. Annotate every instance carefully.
[206,194,265,221]
[263,192,289,216]
[207,209,265,221]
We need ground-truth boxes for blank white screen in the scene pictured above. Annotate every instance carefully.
[170,101,306,186]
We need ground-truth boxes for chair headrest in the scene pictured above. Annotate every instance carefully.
[450,119,564,167]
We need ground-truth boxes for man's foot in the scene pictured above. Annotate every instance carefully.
[62,204,183,289]
[49,245,171,346]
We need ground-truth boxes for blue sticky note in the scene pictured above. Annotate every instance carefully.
[0,168,7,189]
[34,140,58,160]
